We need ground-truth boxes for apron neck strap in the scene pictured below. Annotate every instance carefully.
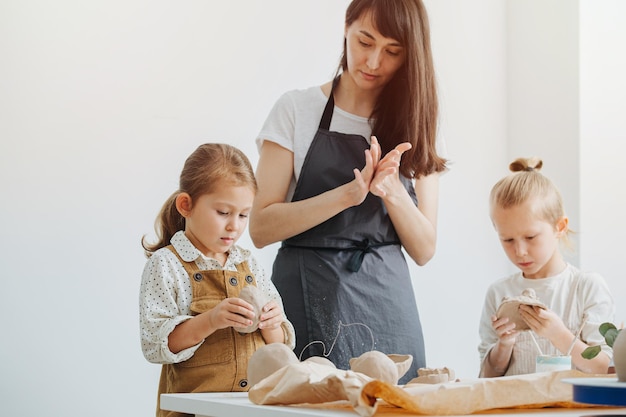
[319,75,341,130]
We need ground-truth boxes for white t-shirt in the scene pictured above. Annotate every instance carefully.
[257,86,372,179]
[256,86,372,201]
[256,85,449,201]
[478,263,615,376]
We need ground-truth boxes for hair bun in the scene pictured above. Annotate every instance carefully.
[509,157,543,173]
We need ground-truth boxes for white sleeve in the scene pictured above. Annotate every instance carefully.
[579,272,616,359]
[255,91,297,153]
[478,285,499,360]
[139,252,202,364]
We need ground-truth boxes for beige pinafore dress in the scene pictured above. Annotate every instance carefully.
[156,246,265,417]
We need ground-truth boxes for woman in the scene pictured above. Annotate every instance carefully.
[250,0,447,383]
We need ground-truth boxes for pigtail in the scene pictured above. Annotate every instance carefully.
[141,192,185,257]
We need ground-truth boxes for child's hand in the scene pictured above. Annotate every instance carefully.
[209,297,255,330]
[258,300,283,330]
[519,305,567,340]
[258,300,286,344]
[491,314,518,347]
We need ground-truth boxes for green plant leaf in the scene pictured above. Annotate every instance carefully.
[599,322,617,337]
[581,345,602,359]
[604,328,620,348]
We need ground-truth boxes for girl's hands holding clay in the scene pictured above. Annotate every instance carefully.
[519,304,567,340]
[258,300,284,330]
[491,314,518,347]
[369,142,412,198]
[208,297,255,330]
[258,300,287,343]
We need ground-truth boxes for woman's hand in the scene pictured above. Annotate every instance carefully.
[363,140,439,266]
[369,142,412,198]
[347,136,382,206]
[251,139,389,247]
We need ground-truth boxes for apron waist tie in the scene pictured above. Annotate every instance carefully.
[282,239,400,272]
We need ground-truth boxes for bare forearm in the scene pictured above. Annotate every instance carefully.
[383,190,436,265]
[168,314,217,354]
[260,326,285,344]
[568,340,611,374]
[250,184,356,248]
[375,172,440,265]
[481,343,513,377]
[544,324,610,373]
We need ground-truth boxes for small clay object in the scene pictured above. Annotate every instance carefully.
[496,288,547,330]
[303,356,336,368]
[349,350,412,384]
[234,285,268,333]
[388,353,413,380]
[411,366,456,384]
[247,343,299,387]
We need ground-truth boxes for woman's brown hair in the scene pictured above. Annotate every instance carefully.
[142,143,257,256]
[337,0,446,179]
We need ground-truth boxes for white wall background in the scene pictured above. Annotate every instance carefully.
[0,1,623,416]
[579,0,626,324]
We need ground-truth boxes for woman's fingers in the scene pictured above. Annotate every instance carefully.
[395,142,412,154]
[370,136,381,164]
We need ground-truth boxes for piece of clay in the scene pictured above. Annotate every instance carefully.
[388,354,413,380]
[303,356,336,368]
[496,288,547,330]
[234,285,268,333]
[247,343,299,387]
[409,366,456,384]
[349,350,412,385]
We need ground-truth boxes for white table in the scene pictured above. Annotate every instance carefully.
[161,393,360,417]
[160,392,626,417]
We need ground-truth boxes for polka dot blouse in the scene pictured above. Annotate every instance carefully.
[139,231,295,364]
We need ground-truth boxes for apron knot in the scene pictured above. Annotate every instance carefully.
[347,239,372,272]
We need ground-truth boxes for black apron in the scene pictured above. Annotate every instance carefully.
[271,84,426,384]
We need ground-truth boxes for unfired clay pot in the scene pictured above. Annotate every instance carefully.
[247,343,299,387]
[612,329,626,382]
[348,351,413,385]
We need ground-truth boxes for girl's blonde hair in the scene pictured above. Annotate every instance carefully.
[142,143,256,256]
[490,157,571,245]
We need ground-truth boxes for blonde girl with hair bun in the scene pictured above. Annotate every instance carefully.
[490,157,571,249]
[478,157,615,377]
